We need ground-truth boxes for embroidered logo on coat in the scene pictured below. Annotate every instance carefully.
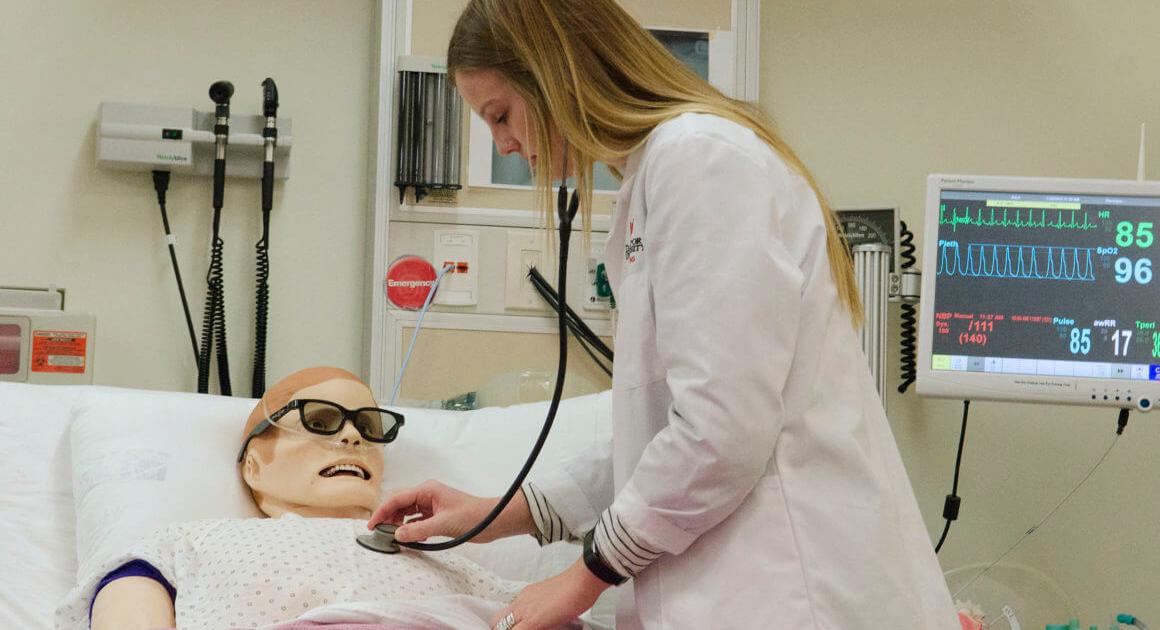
[625,218,644,264]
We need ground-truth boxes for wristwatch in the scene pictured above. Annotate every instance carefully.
[582,528,628,586]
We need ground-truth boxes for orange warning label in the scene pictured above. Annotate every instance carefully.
[31,330,87,374]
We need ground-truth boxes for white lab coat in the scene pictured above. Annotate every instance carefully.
[533,113,957,628]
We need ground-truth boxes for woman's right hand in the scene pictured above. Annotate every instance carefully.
[368,480,537,544]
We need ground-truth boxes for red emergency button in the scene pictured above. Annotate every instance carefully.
[385,255,437,310]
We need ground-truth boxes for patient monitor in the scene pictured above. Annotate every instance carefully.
[917,174,1160,410]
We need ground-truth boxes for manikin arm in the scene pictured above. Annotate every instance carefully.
[90,577,175,630]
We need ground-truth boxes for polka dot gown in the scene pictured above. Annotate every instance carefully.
[56,515,522,629]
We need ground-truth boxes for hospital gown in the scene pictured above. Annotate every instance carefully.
[55,514,523,629]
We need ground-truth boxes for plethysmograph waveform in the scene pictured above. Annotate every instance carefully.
[937,241,1096,281]
[939,205,1098,232]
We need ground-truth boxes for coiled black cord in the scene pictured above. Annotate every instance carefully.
[897,220,918,393]
[252,211,271,398]
[197,209,232,395]
[196,219,216,392]
[212,232,232,396]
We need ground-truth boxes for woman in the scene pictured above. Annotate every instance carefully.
[370,1,957,628]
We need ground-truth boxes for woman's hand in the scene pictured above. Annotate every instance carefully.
[368,480,536,544]
[490,559,610,630]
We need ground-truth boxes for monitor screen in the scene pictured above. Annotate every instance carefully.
[917,174,1160,411]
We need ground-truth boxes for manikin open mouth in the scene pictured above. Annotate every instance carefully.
[319,463,371,480]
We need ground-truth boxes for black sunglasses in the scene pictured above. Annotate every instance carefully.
[237,399,405,462]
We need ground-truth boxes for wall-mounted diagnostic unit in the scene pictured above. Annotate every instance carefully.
[836,206,902,399]
[918,174,1160,411]
[97,102,292,178]
[0,287,96,385]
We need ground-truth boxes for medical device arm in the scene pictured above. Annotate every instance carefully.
[90,577,175,630]
[197,80,235,395]
[252,77,279,398]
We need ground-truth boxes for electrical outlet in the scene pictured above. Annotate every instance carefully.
[432,229,479,305]
[505,229,549,311]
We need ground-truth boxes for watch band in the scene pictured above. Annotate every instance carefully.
[582,528,628,586]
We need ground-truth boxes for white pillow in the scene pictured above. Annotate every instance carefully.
[69,387,261,579]
[69,386,613,586]
[0,383,88,630]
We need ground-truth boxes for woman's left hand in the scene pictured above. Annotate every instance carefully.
[491,558,611,630]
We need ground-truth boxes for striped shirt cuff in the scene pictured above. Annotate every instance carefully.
[523,482,581,546]
[591,508,663,579]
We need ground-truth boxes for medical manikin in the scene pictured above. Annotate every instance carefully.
[56,367,524,630]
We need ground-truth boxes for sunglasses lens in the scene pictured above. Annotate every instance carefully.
[354,410,387,441]
[301,402,344,434]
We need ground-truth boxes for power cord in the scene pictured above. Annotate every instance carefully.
[151,171,199,365]
[950,407,1130,598]
[935,399,970,553]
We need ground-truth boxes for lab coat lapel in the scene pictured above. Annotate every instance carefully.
[603,175,635,297]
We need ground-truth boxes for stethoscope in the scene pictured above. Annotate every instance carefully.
[358,155,581,554]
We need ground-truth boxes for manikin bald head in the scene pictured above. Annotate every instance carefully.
[239,367,386,519]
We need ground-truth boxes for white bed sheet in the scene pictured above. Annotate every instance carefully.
[0,382,618,629]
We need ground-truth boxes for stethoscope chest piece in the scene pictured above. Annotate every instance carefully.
[356,522,401,554]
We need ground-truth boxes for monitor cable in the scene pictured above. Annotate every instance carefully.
[949,408,1129,598]
[151,170,199,366]
[935,399,970,553]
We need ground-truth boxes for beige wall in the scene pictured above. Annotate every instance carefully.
[0,0,376,392]
[763,0,1160,623]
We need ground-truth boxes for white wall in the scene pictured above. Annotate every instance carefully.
[0,0,375,393]
[762,0,1160,623]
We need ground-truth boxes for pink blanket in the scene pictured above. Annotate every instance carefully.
[234,624,412,630]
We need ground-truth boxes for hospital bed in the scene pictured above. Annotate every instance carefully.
[0,381,617,628]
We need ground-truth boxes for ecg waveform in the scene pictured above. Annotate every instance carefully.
[939,205,1099,232]
[937,241,1097,281]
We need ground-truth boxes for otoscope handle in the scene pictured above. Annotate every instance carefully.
[262,162,274,212]
[213,160,226,210]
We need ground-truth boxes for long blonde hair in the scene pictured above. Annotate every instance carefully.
[448,0,862,323]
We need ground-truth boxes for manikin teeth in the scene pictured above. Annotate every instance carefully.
[320,464,369,480]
